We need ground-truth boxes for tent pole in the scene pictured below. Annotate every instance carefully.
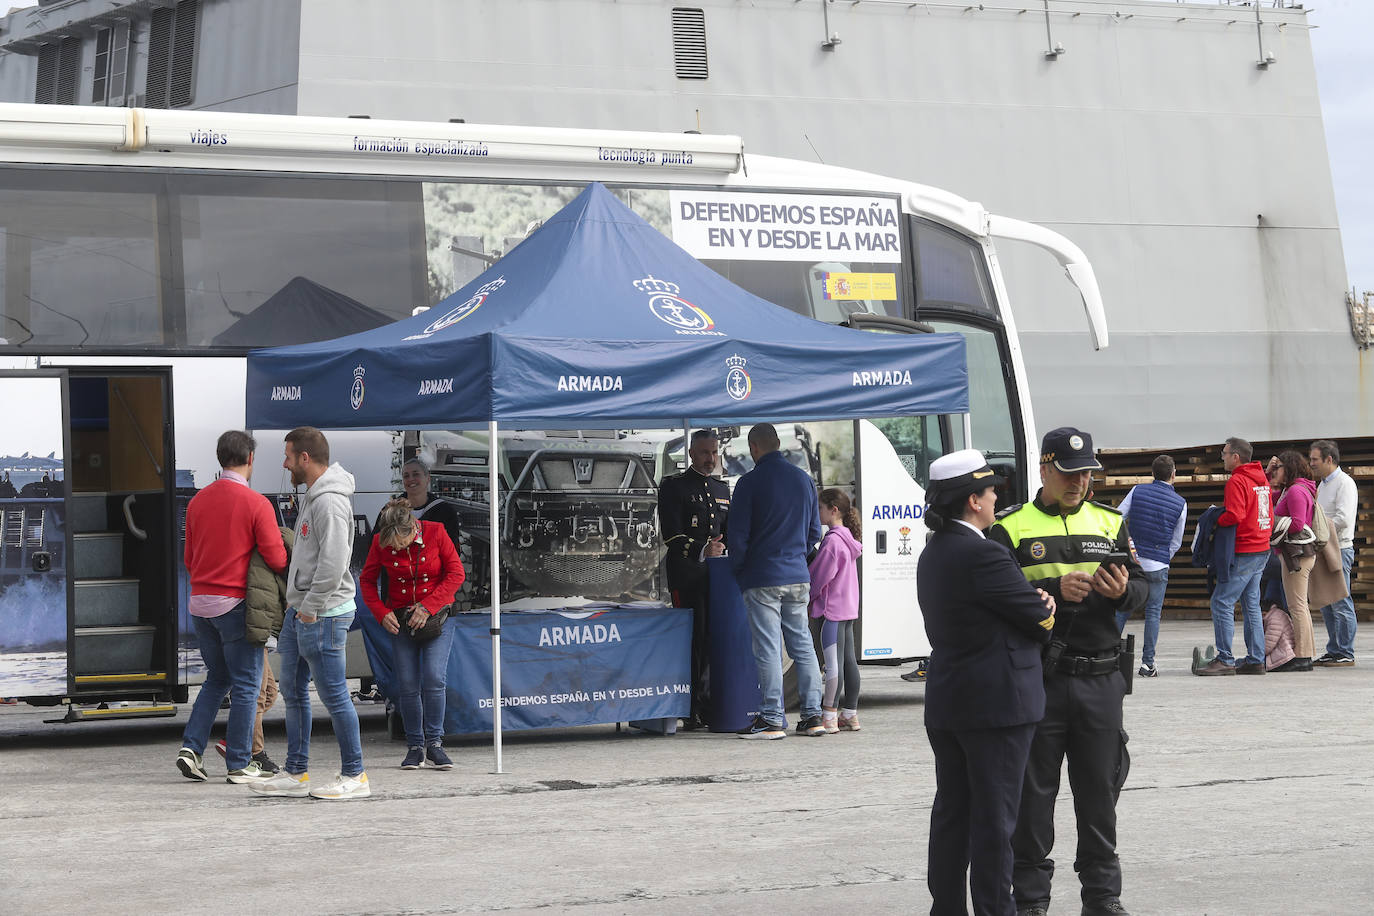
[962,413,973,449]
[489,420,504,774]
[682,419,691,472]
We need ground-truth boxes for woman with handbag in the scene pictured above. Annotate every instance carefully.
[1265,451,1319,672]
[360,499,465,769]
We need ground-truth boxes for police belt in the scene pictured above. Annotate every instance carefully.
[1053,651,1120,677]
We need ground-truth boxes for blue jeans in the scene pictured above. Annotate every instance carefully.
[391,617,455,746]
[1116,567,1168,667]
[1209,550,1269,665]
[181,603,264,771]
[278,609,364,777]
[741,583,822,725]
[1319,546,1357,659]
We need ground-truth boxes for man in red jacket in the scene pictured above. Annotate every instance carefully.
[1198,437,1273,675]
[176,431,289,781]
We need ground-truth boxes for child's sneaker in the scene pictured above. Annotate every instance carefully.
[838,714,861,732]
[309,772,371,800]
[821,709,840,734]
[250,770,311,797]
[176,747,208,781]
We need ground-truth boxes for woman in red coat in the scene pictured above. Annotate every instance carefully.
[360,499,465,769]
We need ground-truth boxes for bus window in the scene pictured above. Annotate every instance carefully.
[911,218,997,319]
[0,170,163,348]
[925,320,1024,502]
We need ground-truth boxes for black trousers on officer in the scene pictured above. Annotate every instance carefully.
[928,723,1037,916]
[671,583,711,723]
[1012,669,1129,910]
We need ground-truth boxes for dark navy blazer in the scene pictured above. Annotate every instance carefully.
[918,522,1055,731]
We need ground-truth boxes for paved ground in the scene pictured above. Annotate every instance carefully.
[2,619,1372,915]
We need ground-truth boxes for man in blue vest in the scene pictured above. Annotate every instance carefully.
[1114,455,1188,678]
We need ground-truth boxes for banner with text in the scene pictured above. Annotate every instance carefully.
[669,190,902,263]
[445,607,692,734]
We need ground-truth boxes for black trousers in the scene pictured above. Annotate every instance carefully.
[927,723,1036,916]
[671,583,711,722]
[1012,670,1130,909]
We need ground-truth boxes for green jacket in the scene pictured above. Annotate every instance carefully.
[246,527,293,646]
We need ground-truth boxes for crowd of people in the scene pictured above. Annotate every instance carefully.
[176,426,466,800]
[176,421,868,796]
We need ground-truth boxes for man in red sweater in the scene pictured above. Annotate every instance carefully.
[1198,437,1273,676]
[175,431,289,782]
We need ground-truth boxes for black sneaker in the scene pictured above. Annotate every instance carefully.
[252,751,280,775]
[426,744,454,770]
[736,716,786,740]
[1082,900,1131,916]
[796,714,828,737]
[1137,664,1158,678]
[401,746,425,770]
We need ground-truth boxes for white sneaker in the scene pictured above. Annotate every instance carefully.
[249,770,311,797]
[309,772,370,800]
[225,759,271,784]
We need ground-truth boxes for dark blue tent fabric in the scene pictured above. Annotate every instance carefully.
[245,183,968,430]
[212,276,392,347]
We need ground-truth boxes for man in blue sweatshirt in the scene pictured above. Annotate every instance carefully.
[729,423,826,739]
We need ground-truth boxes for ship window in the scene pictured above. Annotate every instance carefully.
[93,23,132,106]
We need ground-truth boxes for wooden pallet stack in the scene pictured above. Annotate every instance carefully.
[1092,437,1373,620]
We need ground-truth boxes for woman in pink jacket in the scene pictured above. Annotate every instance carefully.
[1266,450,1319,671]
[810,488,863,733]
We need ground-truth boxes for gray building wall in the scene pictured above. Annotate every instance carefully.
[0,0,1359,448]
[0,0,300,113]
[289,0,1359,448]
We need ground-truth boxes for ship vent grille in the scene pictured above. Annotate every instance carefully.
[147,0,199,109]
[35,36,80,105]
[672,8,709,80]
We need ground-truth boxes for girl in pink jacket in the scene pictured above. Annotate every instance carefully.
[810,488,863,733]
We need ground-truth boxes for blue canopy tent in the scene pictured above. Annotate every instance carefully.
[246,182,969,770]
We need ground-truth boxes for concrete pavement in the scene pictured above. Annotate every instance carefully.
[2,619,1372,914]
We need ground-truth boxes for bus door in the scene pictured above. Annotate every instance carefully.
[1,367,180,714]
[0,370,73,701]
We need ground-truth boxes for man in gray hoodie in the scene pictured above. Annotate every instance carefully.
[251,426,370,800]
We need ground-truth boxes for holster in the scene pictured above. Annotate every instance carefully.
[1119,633,1135,695]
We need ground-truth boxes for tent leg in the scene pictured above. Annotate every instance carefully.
[489,420,503,775]
[682,419,691,473]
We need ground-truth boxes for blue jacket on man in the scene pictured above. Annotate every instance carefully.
[729,450,822,590]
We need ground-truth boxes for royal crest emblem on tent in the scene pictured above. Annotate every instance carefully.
[350,365,366,410]
[635,274,719,335]
[725,354,751,401]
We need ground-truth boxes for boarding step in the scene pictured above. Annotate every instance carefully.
[44,700,176,724]
[74,578,140,627]
[72,625,155,676]
[72,532,124,579]
[68,493,111,533]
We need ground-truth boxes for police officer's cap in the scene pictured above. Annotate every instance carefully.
[927,449,1005,504]
[1040,427,1103,472]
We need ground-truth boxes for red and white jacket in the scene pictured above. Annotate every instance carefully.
[359,520,464,622]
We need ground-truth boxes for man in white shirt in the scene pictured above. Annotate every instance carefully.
[1309,440,1359,666]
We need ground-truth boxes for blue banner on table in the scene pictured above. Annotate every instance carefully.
[446,608,692,734]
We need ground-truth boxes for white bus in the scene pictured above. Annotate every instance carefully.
[0,104,1106,714]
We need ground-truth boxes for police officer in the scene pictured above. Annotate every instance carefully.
[989,428,1145,916]
[657,429,729,729]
